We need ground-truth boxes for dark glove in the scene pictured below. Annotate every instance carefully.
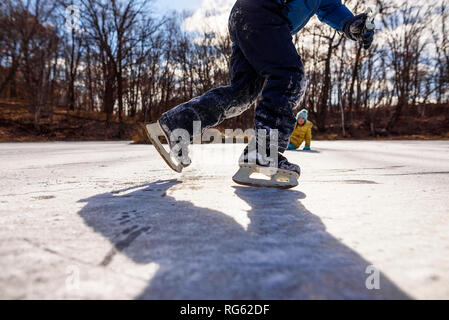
[343,13,375,49]
[303,145,311,151]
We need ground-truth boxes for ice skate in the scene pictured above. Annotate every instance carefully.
[145,121,191,173]
[232,147,300,189]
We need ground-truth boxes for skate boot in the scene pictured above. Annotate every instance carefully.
[233,146,300,189]
[146,120,191,173]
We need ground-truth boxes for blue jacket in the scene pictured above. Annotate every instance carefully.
[277,0,354,34]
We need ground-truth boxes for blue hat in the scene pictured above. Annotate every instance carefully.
[296,109,308,121]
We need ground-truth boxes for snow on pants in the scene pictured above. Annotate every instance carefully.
[159,0,306,153]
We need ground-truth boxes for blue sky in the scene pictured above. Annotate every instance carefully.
[153,0,203,15]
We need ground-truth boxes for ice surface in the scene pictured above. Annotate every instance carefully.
[0,141,448,299]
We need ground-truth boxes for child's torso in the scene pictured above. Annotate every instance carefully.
[290,121,312,145]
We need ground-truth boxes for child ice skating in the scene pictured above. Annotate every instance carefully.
[147,0,375,188]
[288,109,313,151]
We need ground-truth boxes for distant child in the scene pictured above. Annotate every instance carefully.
[288,109,312,151]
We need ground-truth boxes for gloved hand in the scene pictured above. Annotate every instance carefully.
[303,145,311,151]
[343,13,375,49]
[288,143,297,150]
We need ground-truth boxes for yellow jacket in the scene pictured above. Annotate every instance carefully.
[289,121,313,148]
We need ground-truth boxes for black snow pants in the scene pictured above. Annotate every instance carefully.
[159,0,306,153]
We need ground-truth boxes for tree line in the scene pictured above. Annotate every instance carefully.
[0,0,448,138]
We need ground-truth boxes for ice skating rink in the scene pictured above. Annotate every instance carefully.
[1,141,448,299]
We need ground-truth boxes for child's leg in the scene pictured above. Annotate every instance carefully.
[159,43,264,139]
[231,0,307,153]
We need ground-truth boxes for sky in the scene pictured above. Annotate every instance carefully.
[151,0,235,34]
[153,0,204,15]
[152,0,442,35]
[151,0,400,34]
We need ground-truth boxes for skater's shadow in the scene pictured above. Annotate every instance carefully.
[77,180,409,299]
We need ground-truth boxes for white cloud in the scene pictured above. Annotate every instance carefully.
[182,0,444,39]
[182,0,235,35]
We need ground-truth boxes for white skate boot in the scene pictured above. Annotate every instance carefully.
[232,146,300,189]
[146,121,191,173]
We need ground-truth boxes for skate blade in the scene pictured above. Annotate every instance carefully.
[146,122,183,173]
[232,165,299,189]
